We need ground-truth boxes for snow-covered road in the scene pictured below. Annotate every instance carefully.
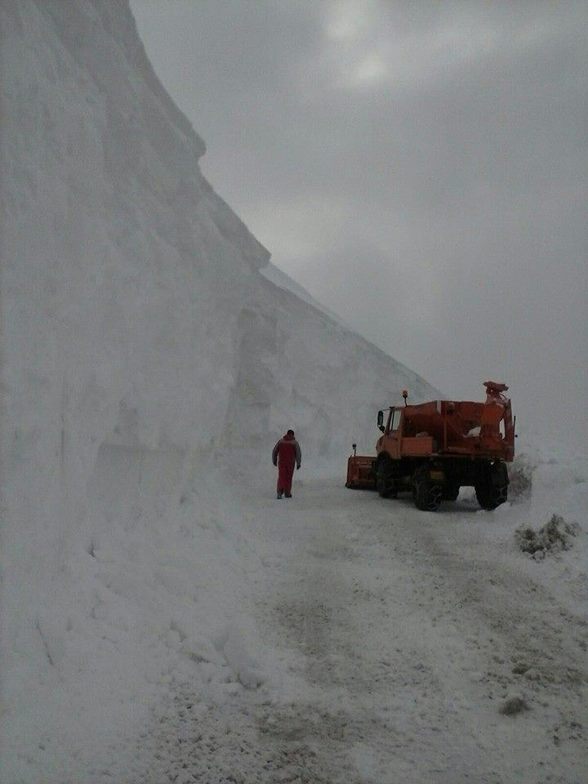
[144,478,587,784]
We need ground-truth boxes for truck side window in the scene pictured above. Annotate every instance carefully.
[391,409,402,432]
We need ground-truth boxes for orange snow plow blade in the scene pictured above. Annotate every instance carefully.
[345,449,376,490]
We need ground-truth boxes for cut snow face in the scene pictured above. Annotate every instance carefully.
[0,0,439,779]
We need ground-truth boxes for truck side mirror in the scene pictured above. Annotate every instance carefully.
[377,410,385,432]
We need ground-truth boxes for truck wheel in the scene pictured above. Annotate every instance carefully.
[376,455,397,498]
[475,463,508,510]
[442,483,460,501]
[414,477,443,511]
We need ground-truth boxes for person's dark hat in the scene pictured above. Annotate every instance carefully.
[287,429,295,436]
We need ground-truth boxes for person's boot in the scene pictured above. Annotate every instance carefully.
[277,491,283,499]
[285,492,292,498]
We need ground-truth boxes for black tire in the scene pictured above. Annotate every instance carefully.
[376,455,397,498]
[414,477,443,511]
[475,463,508,510]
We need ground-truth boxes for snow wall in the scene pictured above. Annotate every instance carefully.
[0,1,438,775]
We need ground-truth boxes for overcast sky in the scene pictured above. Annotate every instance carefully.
[131,0,587,447]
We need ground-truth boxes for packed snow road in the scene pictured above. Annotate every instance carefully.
[146,478,587,784]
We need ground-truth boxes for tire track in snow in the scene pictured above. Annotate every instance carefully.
[254,482,587,783]
[253,485,501,783]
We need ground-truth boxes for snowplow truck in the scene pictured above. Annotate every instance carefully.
[346,381,515,511]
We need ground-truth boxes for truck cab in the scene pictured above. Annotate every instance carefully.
[377,406,438,459]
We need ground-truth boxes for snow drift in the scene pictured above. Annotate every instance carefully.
[0,1,439,779]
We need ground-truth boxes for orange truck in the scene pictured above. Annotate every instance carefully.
[346,381,515,511]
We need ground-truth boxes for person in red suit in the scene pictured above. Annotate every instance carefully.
[272,429,302,499]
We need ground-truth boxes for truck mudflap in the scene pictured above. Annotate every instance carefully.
[345,455,376,489]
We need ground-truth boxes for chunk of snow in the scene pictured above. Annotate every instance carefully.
[220,620,266,689]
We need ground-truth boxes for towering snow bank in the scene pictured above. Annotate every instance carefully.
[0,1,437,779]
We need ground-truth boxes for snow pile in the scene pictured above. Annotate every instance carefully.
[475,436,587,618]
[515,514,580,557]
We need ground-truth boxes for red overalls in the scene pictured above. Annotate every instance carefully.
[272,433,301,497]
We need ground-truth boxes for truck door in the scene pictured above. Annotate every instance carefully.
[386,408,403,459]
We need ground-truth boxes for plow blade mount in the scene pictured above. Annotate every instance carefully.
[346,455,376,489]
